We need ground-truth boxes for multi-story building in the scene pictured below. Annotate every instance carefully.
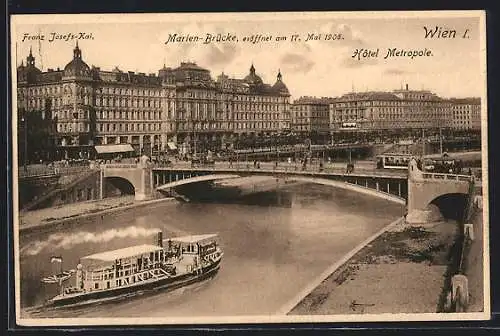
[216,65,291,137]
[17,43,176,160]
[16,44,291,160]
[448,98,481,130]
[330,85,453,133]
[291,97,332,135]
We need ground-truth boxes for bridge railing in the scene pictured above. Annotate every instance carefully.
[152,163,407,179]
[102,163,140,169]
[421,172,474,182]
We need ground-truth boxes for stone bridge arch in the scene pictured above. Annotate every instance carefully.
[407,158,474,223]
[102,165,152,200]
[104,176,136,197]
[429,193,470,222]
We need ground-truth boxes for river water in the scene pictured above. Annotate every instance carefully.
[19,183,403,318]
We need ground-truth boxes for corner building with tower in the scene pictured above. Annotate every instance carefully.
[16,44,291,161]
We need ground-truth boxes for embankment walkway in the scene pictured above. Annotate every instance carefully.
[18,196,175,234]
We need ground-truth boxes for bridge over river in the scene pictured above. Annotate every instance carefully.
[100,158,475,223]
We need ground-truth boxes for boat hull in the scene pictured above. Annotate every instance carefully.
[46,258,221,308]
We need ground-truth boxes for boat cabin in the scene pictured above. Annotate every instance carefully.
[169,234,219,256]
[79,244,169,292]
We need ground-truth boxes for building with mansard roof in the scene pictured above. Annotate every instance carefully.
[329,85,455,132]
[216,64,291,142]
[16,44,291,160]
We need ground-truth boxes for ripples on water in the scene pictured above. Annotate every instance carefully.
[19,183,403,318]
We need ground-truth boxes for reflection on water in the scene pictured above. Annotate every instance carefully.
[19,183,403,317]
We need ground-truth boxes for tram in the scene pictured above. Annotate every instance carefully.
[340,122,358,130]
[376,153,412,170]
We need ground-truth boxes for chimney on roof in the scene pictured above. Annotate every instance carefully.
[406,84,409,91]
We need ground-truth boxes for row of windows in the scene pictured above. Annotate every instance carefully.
[334,107,450,114]
[293,112,329,118]
[57,123,89,133]
[293,105,329,111]
[234,112,280,121]
[452,105,480,110]
[176,122,230,131]
[54,110,89,119]
[453,111,481,116]
[230,95,287,103]
[235,122,280,130]
[22,86,63,96]
[335,100,449,108]
[97,110,162,120]
[178,101,283,112]
[95,97,169,108]
[176,112,224,120]
[97,87,163,97]
[21,85,176,98]
[97,123,161,132]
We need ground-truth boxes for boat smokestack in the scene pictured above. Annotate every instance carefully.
[156,231,163,247]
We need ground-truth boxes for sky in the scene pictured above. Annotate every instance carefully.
[12,12,485,100]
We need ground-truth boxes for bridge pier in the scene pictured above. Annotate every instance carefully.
[376,181,380,192]
[398,182,401,197]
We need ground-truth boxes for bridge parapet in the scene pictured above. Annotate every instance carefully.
[408,158,473,183]
[421,172,474,183]
[102,163,140,169]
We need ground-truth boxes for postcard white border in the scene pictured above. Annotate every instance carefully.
[10,10,490,326]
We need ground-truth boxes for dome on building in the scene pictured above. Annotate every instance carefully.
[17,60,26,72]
[17,60,27,82]
[243,64,263,86]
[19,47,41,83]
[63,42,91,78]
[272,70,289,95]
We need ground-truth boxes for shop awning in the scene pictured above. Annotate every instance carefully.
[167,142,177,150]
[95,144,135,154]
